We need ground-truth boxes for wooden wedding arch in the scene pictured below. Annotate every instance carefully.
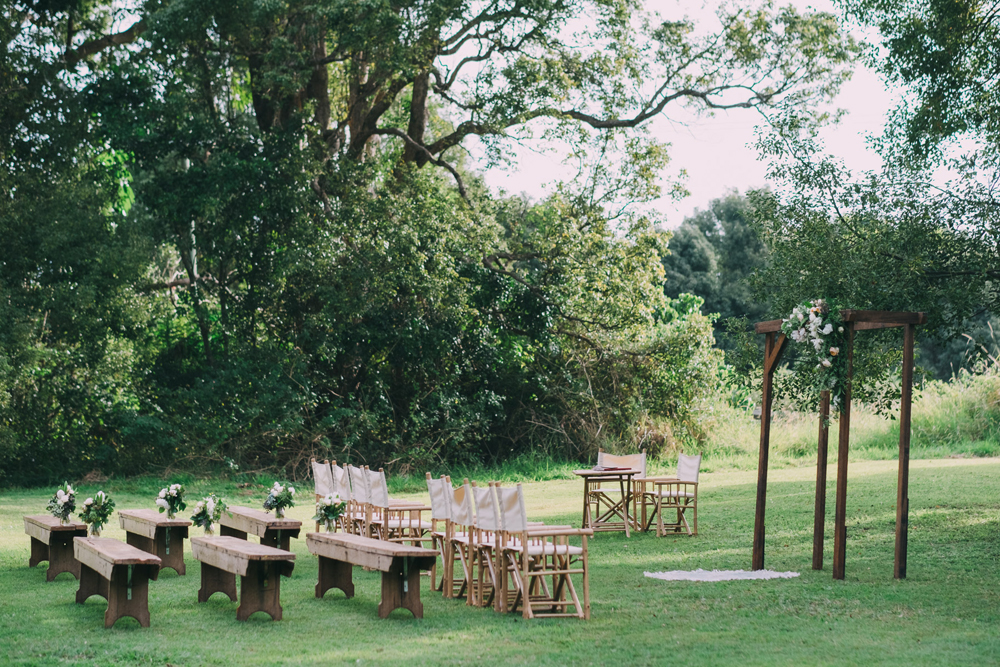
[751,309,926,580]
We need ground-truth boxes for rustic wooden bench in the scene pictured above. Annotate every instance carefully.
[218,505,301,551]
[307,532,439,619]
[118,509,192,575]
[191,536,295,621]
[73,537,161,628]
[24,515,88,581]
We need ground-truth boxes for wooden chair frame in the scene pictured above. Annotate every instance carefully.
[496,483,592,619]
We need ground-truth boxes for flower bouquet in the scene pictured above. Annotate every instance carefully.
[190,493,228,534]
[78,490,115,536]
[155,483,186,520]
[263,481,295,518]
[312,493,346,532]
[46,482,76,525]
[781,298,848,409]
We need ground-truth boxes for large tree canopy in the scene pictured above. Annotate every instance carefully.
[0,0,859,483]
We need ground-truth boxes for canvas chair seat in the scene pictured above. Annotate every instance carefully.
[502,540,584,557]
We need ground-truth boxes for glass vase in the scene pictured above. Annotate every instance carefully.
[89,525,101,537]
[276,506,285,519]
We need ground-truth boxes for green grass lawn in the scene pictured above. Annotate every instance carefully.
[1,458,998,666]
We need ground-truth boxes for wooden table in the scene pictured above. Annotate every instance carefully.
[573,468,640,537]
[118,509,192,575]
[307,532,439,619]
[191,536,295,621]
[24,515,88,581]
[73,537,161,628]
[218,505,302,551]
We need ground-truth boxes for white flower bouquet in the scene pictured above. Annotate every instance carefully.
[78,490,115,536]
[311,493,346,532]
[781,298,848,409]
[155,483,186,520]
[46,482,76,525]
[263,482,295,518]
[190,493,229,534]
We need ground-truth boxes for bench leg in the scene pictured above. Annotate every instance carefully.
[261,529,296,552]
[48,530,85,581]
[237,561,284,621]
[198,562,237,603]
[105,564,155,628]
[29,536,48,568]
[128,528,186,575]
[156,527,187,575]
[77,563,110,604]
[220,525,247,540]
[379,558,424,619]
[316,555,354,599]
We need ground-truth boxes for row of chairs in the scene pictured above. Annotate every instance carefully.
[311,460,432,546]
[312,459,591,619]
[425,475,592,619]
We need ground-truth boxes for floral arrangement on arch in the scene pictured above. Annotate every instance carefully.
[78,490,115,536]
[46,482,76,525]
[263,481,295,518]
[191,493,229,534]
[312,493,346,532]
[781,298,848,409]
[155,483,186,520]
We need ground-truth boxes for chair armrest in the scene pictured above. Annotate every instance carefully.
[653,480,698,488]
[525,528,594,538]
[634,477,679,483]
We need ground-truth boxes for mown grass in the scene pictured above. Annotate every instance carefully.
[2,458,999,666]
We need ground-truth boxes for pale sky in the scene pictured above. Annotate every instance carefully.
[480,1,897,228]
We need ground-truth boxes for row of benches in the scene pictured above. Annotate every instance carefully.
[25,513,438,628]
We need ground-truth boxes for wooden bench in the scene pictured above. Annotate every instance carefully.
[118,509,192,575]
[218,505,301,551]
[307,532,438,619]
[24,515,88,581]
[73,537,161,628]
[191,536,295,621]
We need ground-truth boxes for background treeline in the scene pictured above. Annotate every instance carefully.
[3,0,998,486]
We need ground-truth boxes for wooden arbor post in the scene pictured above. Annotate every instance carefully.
[751,329,787,571]
[751,310,924,580]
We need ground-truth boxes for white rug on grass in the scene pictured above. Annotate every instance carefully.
[644,569,800,582]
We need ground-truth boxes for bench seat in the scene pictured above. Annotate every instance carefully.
[218,506,301,551]
[73,537,161,628]
[24,515,88,581]
[307,532,438,619]
[191,536,295,621]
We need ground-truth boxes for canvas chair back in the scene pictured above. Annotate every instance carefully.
[677,452,702,483]
[450,481,474,528]
[332,463,351,502]
[496,484,528,534]
[347,465,369,504]
[473,483,501,532]
[597,450,647,477]
[311,459,334,496]
[368,468,390,508]
[426,474,451,521]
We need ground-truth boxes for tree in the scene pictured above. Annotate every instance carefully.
[0,0,861,479]
[663,191,769,335]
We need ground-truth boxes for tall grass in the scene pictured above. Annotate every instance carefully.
[695,365,1000,472]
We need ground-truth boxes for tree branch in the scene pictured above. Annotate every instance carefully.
[63,19,147,66]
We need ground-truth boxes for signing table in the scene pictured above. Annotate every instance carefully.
[219,505,301,551]
[573,468,641,537]
[24,515,88,581]
[118,509,192,575]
